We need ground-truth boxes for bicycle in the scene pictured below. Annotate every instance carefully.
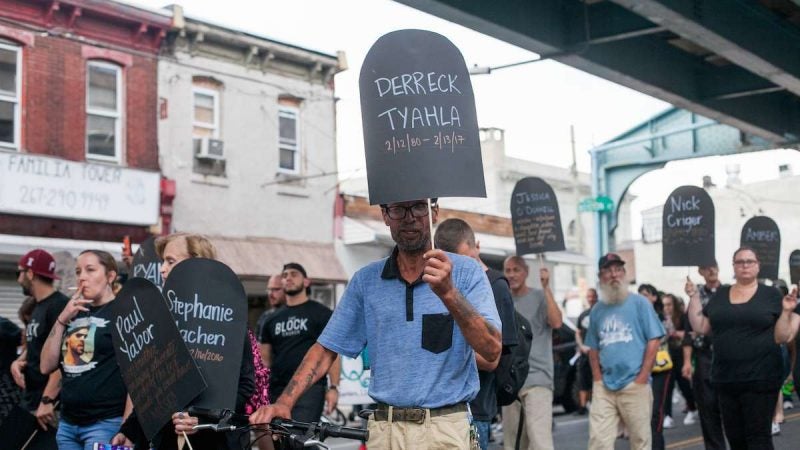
[321,407,348,426]
[188,406,369,450]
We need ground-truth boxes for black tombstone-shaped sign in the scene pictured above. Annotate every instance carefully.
[108,278,206,440]
[790,250,800,286]
[662,186,716,267]
[163,258,247,410]
[360,29,486,205]
[510,177,565,255]
[740,216,781,279]
[132,236,162,287]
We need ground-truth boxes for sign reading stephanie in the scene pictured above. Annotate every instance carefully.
[790,250,800,286]
[510,177,565,255]
[662,186,715,267]
[131,236,162,287]
[109,278,206,440]
[163,258,247,410]
[740,216,781,279]
[360,29,485,205]
[0,152,159,225]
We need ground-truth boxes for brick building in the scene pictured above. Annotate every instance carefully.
[0,0,171,322]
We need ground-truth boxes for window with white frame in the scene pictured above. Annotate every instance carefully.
[0,42,21,150]
[192,87,219,150]
[86,61,123,161]
[278,107,299,173]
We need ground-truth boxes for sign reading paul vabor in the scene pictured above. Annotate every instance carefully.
[0,152,160,225]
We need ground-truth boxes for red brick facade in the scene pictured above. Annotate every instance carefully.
[0,0,170,242]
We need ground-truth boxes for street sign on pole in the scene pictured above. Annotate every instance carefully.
[578,196,614,213]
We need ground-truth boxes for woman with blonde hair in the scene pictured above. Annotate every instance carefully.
[115,233,267,450]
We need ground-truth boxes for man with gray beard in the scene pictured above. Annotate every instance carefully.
[585,253,664,450]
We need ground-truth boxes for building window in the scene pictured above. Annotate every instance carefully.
[0,42,21,150]
[278,107,299,173]
[192,87,219,140]
[192,79,225,177]
[86,61,123,162]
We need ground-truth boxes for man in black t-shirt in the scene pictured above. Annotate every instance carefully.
[682,262,727,450]
[260,263,340,423]
[434,218,518,450]
[574,288,597,415]
[10,249,68,435]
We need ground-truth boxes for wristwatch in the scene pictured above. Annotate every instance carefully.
[328,385,338,391]
[41,396,56,405]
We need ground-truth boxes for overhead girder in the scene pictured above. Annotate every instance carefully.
[396,0,800,143]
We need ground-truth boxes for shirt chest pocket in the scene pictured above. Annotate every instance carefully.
[421,313,454,354]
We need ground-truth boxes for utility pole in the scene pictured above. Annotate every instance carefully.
[570,125,585,282]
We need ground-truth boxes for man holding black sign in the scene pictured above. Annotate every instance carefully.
[501,256,561,450]
[260,263,340,423]
[251,199,502,449]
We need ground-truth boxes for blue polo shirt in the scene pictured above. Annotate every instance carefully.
[318,248,501,408]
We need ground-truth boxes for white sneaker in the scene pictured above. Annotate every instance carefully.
[772,422,780,435]
[683,411,698,425]
[784,400,794,410]
[663,415,674,429]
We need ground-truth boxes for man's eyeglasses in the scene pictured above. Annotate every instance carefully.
[383,203,431,220]
[733,259,759,267]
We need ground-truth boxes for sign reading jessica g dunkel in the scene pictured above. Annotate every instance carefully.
[360,29,486,205]
[0,152,160,225]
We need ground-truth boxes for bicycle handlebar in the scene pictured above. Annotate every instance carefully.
[186,407,369,442]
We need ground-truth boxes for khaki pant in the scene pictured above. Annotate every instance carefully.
[367,407,470,449]
[589,381,652,450]
[502,386,554,450]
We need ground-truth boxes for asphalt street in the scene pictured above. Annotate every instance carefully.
[322,398,800,449]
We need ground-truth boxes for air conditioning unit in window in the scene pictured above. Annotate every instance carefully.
[196,137,225,160]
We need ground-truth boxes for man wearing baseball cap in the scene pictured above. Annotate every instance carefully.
[259,262,340,423]
[584,253,665,450]
[11,249,69,436]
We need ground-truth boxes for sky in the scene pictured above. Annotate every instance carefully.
[128,0,800,238]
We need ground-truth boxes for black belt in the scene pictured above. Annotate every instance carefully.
[372,403,467,423]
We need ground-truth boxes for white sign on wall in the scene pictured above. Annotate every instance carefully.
[0,152,160,225]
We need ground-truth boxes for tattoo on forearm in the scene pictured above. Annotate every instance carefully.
[453,292,479,320]
[483,319,500,338]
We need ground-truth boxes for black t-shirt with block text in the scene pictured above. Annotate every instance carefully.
[261,300,332,393]
[23,290,68,409]
[703,284,783,388]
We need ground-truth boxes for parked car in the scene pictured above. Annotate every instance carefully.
[552,318,580,413]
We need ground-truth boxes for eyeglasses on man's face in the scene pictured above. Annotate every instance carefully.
[600,265,626,275]
[733,259,759,267]
[383,203,431,220]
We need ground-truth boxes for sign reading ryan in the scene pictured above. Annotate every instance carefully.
[131,236,162,287]
[740,216,781,279]
[360,29,485,205]
[108,278,206,440]
[662,186,715,267]
[163,258,247,410]
[510,177,565,255]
